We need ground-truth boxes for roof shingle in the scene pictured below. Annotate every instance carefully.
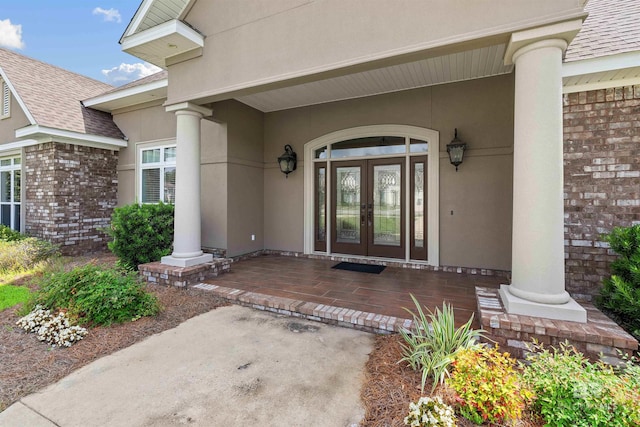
[0,47,124,139]
[565,0,640,62]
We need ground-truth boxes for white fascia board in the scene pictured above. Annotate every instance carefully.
[0,67,36,125]
[563,51,640,77]
[15,125,128,150]
[121,0,155,41]
[121,20,204,52]
[83,78,168,110]
[0,139,38,152]
[563,76,640,94]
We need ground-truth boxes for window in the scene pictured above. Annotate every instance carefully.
[1,78,10,119]
[0,156,21,231]
[139,145,176,203]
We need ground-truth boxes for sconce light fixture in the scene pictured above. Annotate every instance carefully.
[278,144,297,178]
[446,128,467,171]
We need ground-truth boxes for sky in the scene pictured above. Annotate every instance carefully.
[0,1,162,86]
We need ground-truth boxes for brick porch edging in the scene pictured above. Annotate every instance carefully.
[192,283,414,335]
[139,259,233,287]
[476,287,638,363]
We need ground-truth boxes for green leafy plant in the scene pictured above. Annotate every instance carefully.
[404,396,457,427]
[0,285,31,311]
[596,224,640,339]
[521,341,640,427]
[32,264,160,326]
[0,225,26,242]
[105,202,174,270]
[399,295,483,392]
[448,345,532,425]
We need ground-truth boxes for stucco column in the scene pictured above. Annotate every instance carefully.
[161,102,213,268]
[500,22,586,323]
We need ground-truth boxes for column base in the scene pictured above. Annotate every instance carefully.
[499,284,587,323]
[161,253,213,268]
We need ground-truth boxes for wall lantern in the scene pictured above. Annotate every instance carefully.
[278,144,297,178]
[446,128,467,171]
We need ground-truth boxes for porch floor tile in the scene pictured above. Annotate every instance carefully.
[201,255,502,329]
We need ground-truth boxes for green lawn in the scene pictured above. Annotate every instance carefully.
[0,284,31,311]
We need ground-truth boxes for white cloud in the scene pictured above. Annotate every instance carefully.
[92,7,122,23]
[0,19,25,49]
[101,62,162,85]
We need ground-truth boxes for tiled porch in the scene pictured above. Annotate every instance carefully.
[199,254,503,329]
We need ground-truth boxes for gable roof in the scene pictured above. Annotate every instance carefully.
[0,47,124,139]
[565,0,640,62]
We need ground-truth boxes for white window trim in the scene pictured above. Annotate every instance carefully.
[303,124,440,266]
[0,154,22,231]
[137,142,176,204]
[1,78,10,119]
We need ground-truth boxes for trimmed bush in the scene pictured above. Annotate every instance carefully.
[106,202,174,270]
[596,224,640,339]
[33,264,160,326]
[0,225,26,242]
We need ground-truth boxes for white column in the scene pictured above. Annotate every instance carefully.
[161,102,213,268]
[500,23,586,323]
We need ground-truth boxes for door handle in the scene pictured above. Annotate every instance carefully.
[367,203,373,225]
[361,204,366,226]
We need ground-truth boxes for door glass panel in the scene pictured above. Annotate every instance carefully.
[414,163,424,248]
[372,164,401,247]
[335,166,361,244]
[317,167,326,242]
[0,171,9,202]
[331,136,405,159]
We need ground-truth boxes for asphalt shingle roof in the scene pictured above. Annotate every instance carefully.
[0,47,124,139]
[98,70,167,97]
[565,0,640,62]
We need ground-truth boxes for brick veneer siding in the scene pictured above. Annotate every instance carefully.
[563,85,640,298]
[24,142,118,255]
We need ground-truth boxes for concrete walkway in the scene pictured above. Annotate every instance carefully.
[0,305,374,427]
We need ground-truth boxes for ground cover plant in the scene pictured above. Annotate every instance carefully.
[30,264,160,326]
[106,202,174,270]
[596,224,640,340]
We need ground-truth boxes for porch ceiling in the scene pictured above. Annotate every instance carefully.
[236,44,514,113]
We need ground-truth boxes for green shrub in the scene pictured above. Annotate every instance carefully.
[33,264,160,326]
[106,202,174,270]
[521,341,640,427]
[596,224,640,339]
[0,238,59,274]
[399,295,483,392]
[448,346,532,425]
[0,225,26,242]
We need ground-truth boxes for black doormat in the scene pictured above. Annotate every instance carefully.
[332,262,386,274]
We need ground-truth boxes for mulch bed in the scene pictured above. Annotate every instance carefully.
[0,254,228,411]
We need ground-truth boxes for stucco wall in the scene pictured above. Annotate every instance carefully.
[563,85,640,297]
[263,73,514,270]
[0,93,30,145]
[170,0,583,104]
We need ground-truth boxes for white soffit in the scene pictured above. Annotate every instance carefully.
[563,51,640,93]
[237,44,514,113]
[84,79,168,112]
[122,0,191,40]
[121,19,203,68]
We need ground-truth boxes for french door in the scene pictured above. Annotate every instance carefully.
[331,159,405,258]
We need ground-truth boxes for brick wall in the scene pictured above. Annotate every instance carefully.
[563,85,640,298]
[24,142,118,255]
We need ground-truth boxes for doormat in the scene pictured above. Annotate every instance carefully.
[332,262,386,274]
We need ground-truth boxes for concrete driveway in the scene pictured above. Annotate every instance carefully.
[0,305,374,427]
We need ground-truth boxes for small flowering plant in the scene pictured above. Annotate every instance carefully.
[404,396,457,427]
[16,305,88,347]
